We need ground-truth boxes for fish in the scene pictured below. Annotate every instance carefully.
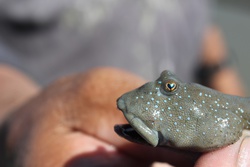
[114,70,250,152]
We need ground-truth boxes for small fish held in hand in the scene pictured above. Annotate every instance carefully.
[114,70,250,152]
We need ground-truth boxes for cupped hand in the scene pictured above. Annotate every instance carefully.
[1,67,250,167]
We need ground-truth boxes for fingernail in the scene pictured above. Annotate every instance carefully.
[151,162,173,167]
[237,137,250,167]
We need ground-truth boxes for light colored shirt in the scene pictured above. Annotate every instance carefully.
[0,0,211,85]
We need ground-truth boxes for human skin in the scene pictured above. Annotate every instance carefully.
[0,67,250,167]
[0,65,39,124]
[200,26,245,96]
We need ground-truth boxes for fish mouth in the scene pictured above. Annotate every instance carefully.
[114,124,151,146]
[116,97,150,145]
[116,97,148,144]
[114,112,159,147]
[116,96,159,146]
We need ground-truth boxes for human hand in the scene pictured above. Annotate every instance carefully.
[1,67,250,167]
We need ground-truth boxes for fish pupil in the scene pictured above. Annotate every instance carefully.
[167,83,175,90]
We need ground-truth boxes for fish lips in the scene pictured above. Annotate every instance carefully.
[114,124,151,146]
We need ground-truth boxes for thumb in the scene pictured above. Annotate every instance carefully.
[56,67,146,146]
[195,130,250,167]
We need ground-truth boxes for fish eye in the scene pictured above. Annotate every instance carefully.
[165,80,178,92]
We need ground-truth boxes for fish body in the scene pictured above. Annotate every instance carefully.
[116,70,250,152]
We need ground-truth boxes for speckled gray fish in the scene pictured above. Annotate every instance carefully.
[114,70,250,152]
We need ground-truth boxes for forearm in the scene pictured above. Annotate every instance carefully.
[209,67,245,96]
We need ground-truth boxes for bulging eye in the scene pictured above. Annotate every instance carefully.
[165,81,177,92]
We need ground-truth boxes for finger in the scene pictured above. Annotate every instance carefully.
[48,67,146,146]
[0,65,39,123]
[28,129,146,167]
[195,130,250,167]
[151,162,174,167]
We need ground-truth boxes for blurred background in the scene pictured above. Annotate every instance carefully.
[0,0,249,94]
[214,0,250,95]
